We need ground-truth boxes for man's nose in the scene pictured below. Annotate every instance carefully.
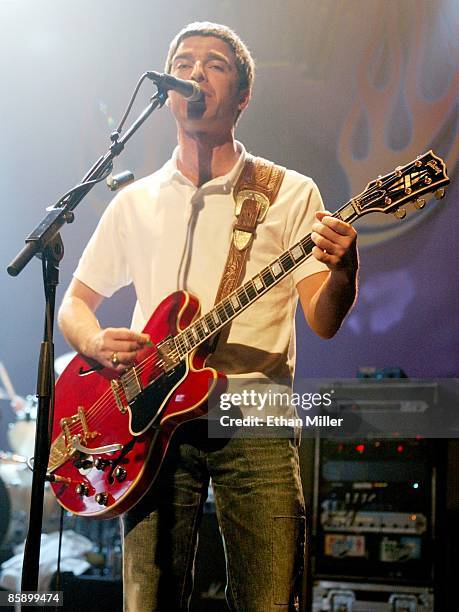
[189,61,206,82]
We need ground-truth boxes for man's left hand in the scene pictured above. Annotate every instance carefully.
[311,210,358,275]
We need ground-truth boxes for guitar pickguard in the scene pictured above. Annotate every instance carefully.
[128,360,187,436]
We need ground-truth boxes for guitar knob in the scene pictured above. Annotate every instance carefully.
[394,208,406,219]
[414,198,426,210]
[435,188,446,200]
[95,492,109,506]
[75,483,89,497]
[94,457,109,470]
[114,466,127,482]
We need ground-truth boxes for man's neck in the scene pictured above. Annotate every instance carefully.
[175,128,240,187]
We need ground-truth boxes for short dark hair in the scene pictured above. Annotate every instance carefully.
[165,21,255,93]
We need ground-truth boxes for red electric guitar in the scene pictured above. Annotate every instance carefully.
[48,150,449,517]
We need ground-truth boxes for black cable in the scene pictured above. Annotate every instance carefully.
[48,72,158,213]
[54,506,65,601]
[115,72,153,134]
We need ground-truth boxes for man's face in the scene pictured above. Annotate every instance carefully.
[168,35,249,135]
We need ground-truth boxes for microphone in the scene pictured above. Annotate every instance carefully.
[146,71,204,102]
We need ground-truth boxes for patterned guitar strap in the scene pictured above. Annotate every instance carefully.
[212,154,285,348]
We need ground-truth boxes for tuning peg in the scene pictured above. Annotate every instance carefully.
[394,208,406,219]
[414,198,426,210]
[435,188,446,200]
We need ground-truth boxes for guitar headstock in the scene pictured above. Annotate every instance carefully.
[352,150,450,220]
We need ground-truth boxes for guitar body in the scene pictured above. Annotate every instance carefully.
[49,290,226,518]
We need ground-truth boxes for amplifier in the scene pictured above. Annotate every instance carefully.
[312,438,436,583]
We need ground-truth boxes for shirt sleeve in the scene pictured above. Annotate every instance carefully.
[284,174,329,286]
[73,193,132,297]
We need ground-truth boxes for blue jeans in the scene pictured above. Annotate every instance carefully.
[121,422,306,611]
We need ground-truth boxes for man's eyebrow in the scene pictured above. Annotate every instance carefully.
[206,52,231,65]
[172,51,232,66]
[171,53,193,62]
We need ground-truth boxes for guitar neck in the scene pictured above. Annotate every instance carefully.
[167,149,450,360]
[171,200,360,358]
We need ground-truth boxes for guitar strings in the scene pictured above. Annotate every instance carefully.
[66,330,192,435]
[65,312,216,437]
[65,338,186,437]
[65,354,166,435]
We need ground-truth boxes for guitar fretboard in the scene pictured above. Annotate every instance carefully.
[171,201,359,359]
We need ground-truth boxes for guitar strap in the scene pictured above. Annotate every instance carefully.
[214,154,286,304]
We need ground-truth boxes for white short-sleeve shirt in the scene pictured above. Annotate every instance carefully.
[74,142,327,385]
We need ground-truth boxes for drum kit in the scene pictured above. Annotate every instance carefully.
[0,356,75,553]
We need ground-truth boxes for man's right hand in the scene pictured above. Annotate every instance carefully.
[58,278,151,372]
[85,327,151,371]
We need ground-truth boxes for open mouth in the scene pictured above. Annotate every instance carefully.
[187,97,207,118]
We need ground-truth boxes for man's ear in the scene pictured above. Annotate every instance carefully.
[238,88,251,111]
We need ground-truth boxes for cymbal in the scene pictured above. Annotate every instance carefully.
[0,450,27,464]
[54,351,76,376]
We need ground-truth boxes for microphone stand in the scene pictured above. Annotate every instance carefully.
[7,87,167,598]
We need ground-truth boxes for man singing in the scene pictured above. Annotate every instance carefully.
[58,22,358,612]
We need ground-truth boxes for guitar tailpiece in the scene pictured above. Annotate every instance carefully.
[71,437,123,455]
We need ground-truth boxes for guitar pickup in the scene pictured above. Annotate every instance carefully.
[120,367,143,403]
[157,336,181,373]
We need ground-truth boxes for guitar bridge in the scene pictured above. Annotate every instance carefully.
[61,407,98,443]
[111,379,128,412]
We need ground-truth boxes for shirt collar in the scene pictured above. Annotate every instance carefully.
[160,141,247,193]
